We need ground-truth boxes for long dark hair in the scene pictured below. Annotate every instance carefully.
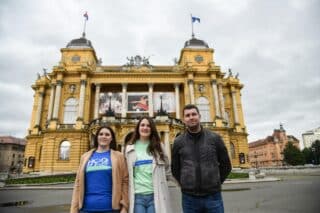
[93,126,117,150]
[128,116,164,161]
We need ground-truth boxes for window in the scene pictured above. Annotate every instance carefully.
[196,97,210,122]
[59,141,71,160]
[230,142,236,159]
[63,98,78,124]
[28,157,35,168]
[225,111,230,126]
[39,146,42,161]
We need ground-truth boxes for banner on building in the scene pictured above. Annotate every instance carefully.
[99,92,176,114]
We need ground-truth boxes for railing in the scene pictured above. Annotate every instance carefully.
[58,124,75,129]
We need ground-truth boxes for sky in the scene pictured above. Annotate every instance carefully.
[0,0,319,148]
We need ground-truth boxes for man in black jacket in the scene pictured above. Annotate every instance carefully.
[171,104,231,213]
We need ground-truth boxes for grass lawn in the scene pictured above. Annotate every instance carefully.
[5,172,249,185]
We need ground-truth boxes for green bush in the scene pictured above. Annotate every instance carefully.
[5,174,76,185]
[227,172,249,179]
[5,172,248,185]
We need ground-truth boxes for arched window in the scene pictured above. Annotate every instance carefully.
[59,141,71,160]
[196,97,210,122]
[63,98,78,124]
[230,142,236,159]
[225,111,230,127]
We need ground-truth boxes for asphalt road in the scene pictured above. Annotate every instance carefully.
[0,175,319,213]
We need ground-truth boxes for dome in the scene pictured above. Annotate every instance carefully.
[66,33,94,49]
[184,37,209,49]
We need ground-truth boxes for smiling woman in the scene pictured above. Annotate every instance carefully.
[70,126,129,213]
[124,117,174,213]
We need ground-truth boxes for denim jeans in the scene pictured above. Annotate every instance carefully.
[134,193,155,213]
[80,210,120,213]
[182,192,224,213]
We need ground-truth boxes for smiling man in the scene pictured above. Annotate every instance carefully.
[171,104,231,213]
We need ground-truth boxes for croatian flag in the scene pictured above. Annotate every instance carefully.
[84,12,88,20]
[192,16,200,23]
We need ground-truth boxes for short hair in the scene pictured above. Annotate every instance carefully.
[183,104,200,115]
[93,126,117,150]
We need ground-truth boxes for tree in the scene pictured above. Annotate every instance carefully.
[283,142,305,165]
[310,140,320,165]
[302,147,313,164]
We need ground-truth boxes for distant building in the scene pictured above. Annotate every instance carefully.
[0,136,26,174]
[248,125,300,167]
[302,127,320,148]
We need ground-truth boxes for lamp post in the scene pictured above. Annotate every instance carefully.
[106,92,115,116]
[254,151,258,169]
[158,93,167,116]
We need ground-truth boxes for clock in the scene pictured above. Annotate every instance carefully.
[71,55,81,63]
[194,55,203,63]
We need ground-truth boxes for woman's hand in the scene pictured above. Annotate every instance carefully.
[120,207,127,213]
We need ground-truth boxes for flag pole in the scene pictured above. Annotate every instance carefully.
[191,14,194,38]
[83,17,87,37]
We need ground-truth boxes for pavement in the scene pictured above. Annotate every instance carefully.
[2,176,318,213]
[0,176,281,190]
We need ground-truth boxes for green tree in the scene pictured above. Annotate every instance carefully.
[302,147,313,164]
[310,140,320,165]
[283,142,305,165]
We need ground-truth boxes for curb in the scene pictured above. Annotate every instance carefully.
[224,177,281,184]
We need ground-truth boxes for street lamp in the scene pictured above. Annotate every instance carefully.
[105,92,115,116]
[157,93,167,116]
[254,151,258,169]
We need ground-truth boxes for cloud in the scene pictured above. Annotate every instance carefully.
[0,0,319,149]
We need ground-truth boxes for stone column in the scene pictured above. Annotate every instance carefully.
[47,84,56,121]
[35,92,44,127]
[211,80,221,118]
[188,79,195,104]
[232,90,239,124]
[174,83,180,119]
[121,83,127,117]
[52,80,63,119]
[77,80,87,119]
[148,83,154,117]
[218,84,226,120]
[94,83,101,119]
[164,131,171,163]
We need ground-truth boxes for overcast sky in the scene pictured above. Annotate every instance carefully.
[0,0,319,148]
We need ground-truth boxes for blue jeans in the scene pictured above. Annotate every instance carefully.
[134,193,155,213]
[182,192,224,213]
[80,210,120,213]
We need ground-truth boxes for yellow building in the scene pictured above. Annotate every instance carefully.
[24,34,249,173]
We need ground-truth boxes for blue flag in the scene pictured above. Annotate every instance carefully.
[192,16,200,23]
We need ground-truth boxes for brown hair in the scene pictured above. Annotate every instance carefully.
[93,126,117,150]
[128,116,164,161]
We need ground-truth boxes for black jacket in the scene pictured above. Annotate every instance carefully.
[171,128,231,196]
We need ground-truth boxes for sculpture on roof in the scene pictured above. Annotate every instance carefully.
[125,55,152,68]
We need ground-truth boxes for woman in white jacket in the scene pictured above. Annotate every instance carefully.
[125,116,172,213]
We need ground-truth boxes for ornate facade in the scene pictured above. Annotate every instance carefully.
[24,34,249,173]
